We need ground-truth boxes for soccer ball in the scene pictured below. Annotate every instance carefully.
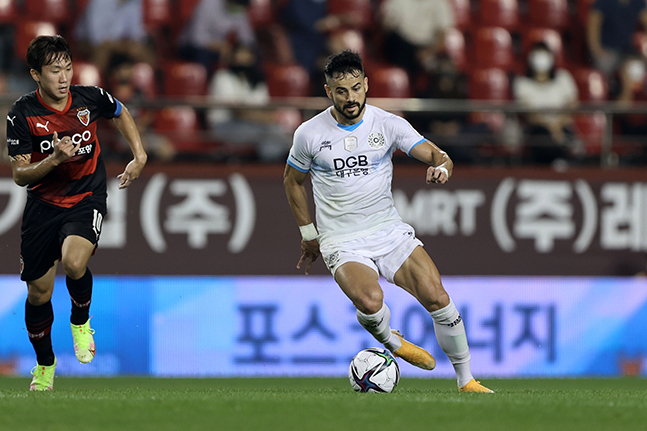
[348,348,400,393]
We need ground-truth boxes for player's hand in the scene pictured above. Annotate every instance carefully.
[297,239,320,275]
[51,131,80,164]
[117,158,146,189]
[426,165,449,184]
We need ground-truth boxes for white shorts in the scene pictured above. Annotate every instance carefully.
[320,222,424,284]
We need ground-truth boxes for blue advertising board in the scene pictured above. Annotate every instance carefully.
[1,275,646,377]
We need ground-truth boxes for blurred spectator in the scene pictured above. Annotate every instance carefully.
[380,0,455,84]
[207,44,292,162]
[178,0,256,76]
[104,53,176,161]
[513,42,579,165]
[418,53,485,163]
[615,56,647,162]
[586,0,647,76]
[75,0,156,74]
[278,0,358,81]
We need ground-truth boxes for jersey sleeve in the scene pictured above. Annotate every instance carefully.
[80,85,123,119]
[286,123,313,172]
[6,104,33,157]
[388,114,426,156]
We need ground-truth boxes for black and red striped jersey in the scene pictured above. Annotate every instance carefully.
[6,85,122,208]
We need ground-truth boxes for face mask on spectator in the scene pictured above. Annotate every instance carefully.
[529,50,554,73]
[627,59,646,83]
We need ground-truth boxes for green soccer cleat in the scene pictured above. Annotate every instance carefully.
[71,318,96,363]
[459,379,495,393]
[391,329,436,370]
[29,357,56,391]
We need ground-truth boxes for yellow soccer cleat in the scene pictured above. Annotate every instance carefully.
[459,379,494,393]
[71,318,96,363]
[391,329,436,370]
[29,357,56,391]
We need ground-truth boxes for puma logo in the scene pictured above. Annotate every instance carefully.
[6,115,15,126]
[36,121,50,132]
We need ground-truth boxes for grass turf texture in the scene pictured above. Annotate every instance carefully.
[0,378,645,431]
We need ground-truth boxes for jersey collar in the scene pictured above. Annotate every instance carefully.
[36,88,72,114]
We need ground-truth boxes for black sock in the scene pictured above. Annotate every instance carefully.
[25,299,55,366]
[66,267,92,325]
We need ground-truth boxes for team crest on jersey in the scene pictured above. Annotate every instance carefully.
[344,136,358,152]
[77,108,90,126]
[368,132,385,149]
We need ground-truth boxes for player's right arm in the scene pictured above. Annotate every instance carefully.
[283,163,320,275]
[10,132,79,187]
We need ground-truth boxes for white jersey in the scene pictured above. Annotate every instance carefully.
[287,104,426,246]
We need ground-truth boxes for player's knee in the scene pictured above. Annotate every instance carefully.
[417,281,450,311]
[27,285,53,305]
[354,290,384,314]
[61,258,87,280]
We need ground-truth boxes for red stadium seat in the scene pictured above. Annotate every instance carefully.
[71,61,102,87]
[443,28,467,71]
[521,28,565,67]
[468,68,510,131]
[328,0,372,29]
[131,62,157,98]
[0,0,17,23]
[570,67,608,102]
[248,0,275,29]
[265,63,311,97]
[473,27,514,71]
[143,0,171,29]
[577,0,595,25]
[153,107,203,153]
[366,64,411,98]
[448,0,471,31]
[574,113,607,155]
[24,0,69,23]
[161,61,207,97]
[527,0,568,29]
[478,0,520,31]
[14,21,57,60]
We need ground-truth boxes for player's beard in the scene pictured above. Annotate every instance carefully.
[334,97,366,121]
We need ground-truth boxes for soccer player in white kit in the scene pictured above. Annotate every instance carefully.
[284,50,493,393]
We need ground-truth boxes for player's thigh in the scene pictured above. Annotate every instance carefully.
[60,235,95,278]
[334,261,384,314]
[393,246,449,312]
[26,264,57,305]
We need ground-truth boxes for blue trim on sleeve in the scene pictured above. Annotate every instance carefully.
[407,138,427,157]
[287,158,310,173]
[114,99,123,117]
[336,119,363,132]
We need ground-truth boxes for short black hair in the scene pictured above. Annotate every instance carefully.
[26,35,72,73]
[324,50,364,81]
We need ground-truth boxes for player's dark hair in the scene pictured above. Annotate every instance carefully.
[26,35,72,73]
[324,50,364,81]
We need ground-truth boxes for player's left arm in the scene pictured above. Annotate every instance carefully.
[112,104,147,189]
[409,140,453,184]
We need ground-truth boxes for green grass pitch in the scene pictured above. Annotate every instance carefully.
[1,377,645,431]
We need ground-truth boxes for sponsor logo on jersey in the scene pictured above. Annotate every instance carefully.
[8,138,19,146]
[77,107,90,126]
[344,136,358,152]
[319,140,332,151]
[39,130,93,153]
[36,120,50,132]
[7,115,16,126]
[368,132,385,149]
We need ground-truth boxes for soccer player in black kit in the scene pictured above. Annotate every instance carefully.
[6,35,147,390]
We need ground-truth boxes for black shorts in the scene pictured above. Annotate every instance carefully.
[20,196,107,282]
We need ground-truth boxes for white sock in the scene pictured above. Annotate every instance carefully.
[429,298,474,388]
[356,303,402,352]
